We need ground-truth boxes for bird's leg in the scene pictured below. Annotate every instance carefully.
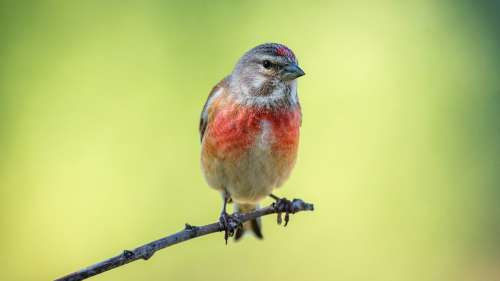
[219,191,241,244]
[269,193,295,226]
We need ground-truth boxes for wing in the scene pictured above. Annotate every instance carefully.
[199,77,229,142]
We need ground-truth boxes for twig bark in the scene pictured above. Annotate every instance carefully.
[55,199,314,281]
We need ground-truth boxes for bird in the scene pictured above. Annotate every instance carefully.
[199,43,305,242]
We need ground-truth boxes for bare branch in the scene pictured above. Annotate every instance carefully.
[55,199,314,281]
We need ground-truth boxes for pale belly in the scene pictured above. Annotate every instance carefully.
[201,120,299,204]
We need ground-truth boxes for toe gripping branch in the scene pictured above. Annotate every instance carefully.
[219,212,242,244]
[273,198,313,226]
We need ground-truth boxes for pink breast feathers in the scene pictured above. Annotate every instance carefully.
[204,106,301,159]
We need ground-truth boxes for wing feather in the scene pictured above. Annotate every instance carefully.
[199,77,229,142]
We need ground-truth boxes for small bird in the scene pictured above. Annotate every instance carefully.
[199,43,305,242]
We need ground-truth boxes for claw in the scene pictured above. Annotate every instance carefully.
[272,197,295,227]
[219,211,242,244]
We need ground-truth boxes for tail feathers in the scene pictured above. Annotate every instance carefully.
[234,203,263,241]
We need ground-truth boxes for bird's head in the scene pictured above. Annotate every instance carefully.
[230,43,305,103]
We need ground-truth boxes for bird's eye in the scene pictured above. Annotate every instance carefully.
[262,60,271,69]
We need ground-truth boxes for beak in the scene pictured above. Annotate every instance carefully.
[281,63,305,81]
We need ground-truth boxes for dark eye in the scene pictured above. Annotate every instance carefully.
[262,60,271,69]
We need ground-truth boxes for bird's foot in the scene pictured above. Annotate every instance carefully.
[272,197,296,226]
[219,211,241,244]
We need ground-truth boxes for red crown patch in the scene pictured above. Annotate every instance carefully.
[275,45,296,60]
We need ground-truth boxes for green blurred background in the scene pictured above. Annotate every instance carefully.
[1,1,499,280]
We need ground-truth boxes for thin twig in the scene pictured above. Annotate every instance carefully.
[55,199,314,281]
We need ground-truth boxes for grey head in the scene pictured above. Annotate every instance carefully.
[229,43,305,107]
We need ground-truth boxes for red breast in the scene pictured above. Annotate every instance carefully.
[203,102,301,160]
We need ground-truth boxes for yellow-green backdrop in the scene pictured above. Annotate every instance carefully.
[1,1,499,280]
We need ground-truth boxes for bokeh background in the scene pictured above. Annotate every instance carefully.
[1,1,499,280]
